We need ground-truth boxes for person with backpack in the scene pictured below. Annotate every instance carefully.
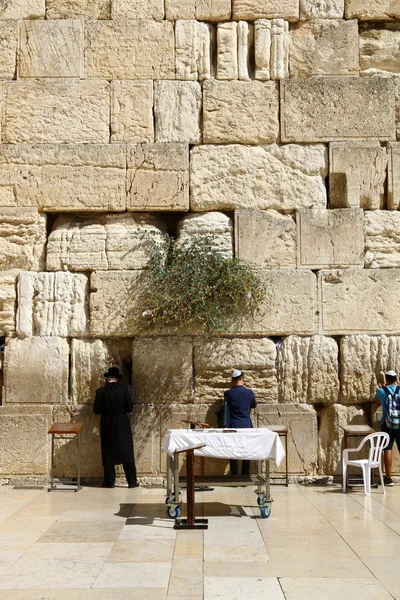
[375,369,400,486]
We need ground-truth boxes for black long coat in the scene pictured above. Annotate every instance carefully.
[93,382,134,466]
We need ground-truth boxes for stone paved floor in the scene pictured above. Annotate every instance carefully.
[0,482,400,599]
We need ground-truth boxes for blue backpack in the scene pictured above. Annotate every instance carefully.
[384,385,400,429]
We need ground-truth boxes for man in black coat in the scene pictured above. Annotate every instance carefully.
[93,366,138,488]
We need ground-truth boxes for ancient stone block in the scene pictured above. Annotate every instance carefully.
[290,19,359,76]
[256,404,318,475]
[127,143,189,212]
[235,209,296,268]
[132,338,193,405]
[365,211,400,269]
[154,81,201,144]
[238,20,251,80]
[278,335,339,404]
[345,0,400,19]
[111,81,154,144]
[388,142,400,210]
[190,144,328,212]
[0,209,46,271]
[203,80,279,144]
[319,270,400,335]
[177,212,233,257]
[0,270,18,337]
[112,0,164,19]
[329,142,387,210]
[3,337,69,404]
[300,0,344,18]
[46,0,110,18]
[0,144,126,212]
[360,29,400,75]
[297,208,364,268]
[85,20,175,80]
[233,0,299,20]
[47,213,166,272]
[17,272,89,338]
[71,338,132,405]
[4,80,110,144]
[175,20,212,81]
[255,19,271,79]
[194,338,277,403]
[0,22,17,79]
[0,406,51,477]
[271,19,289,79]
[217,22,238,80]
[19,20,84,78]
[165,0,231,20]
[281,77,395,143]
[0,0,44,19]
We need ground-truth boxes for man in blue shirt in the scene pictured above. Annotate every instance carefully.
[375,369,400,486]
[224,369,257,476]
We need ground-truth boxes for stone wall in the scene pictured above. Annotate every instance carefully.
[1,0,400,480]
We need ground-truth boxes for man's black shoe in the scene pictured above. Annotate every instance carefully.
[128,483,140,488]
[102,483,115,488]
[384,477,394,486]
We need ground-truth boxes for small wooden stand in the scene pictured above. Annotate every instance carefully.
[48,423,84,492]
[266,425,289,487]
[174,443,209,530]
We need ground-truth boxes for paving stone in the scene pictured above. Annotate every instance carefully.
[111,81,154,144]
[0,208,46,271]
[233,0,299,20]
[46,0,110,18]
[154,81,201,144]
[300,0,344,18]
[0,270,18,337]
[177,212,233,258]
[365,210,400,268]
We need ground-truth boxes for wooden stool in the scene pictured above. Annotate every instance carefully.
[342,425,375,489]
[266,425,289,487]
[48,423,84,492]
[174,443,209,530]
[181,420,212,478]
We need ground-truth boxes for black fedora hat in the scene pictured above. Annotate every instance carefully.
[103,366,122,379]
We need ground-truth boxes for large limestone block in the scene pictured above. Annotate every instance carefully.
[0,406,51,477]
[281,77,395,143]
[175,20,212,81]
[190,144,328,212]
[329,142,387,210]
[0,21,17,79]
[85,20,175,80]
[319,270,400,335]
[19,20,83,78]
[254,19,271,80]
[217,22,238,80]
[256,404,318,475]
[297,208,364,268]
[0,208,46,271]
[111,81,154,144]
[270,18,289,80]
[17,272,89,338]
[235,209,296,268]
[71,338,132,405]
[0,270,18,336]
[360,29,400,75]
[46,0,110,18]
[0,0,44,19]
[47,213,166,272]
[0,144,126,212]
[300,0,344,18]
[203,80,279,144]
[290,20,359,77]
[4,80,110,144]
[365,211,400,268]
[233,0,299,20]
[194,337,277,403]
[238,20,252,80]
[165,0,231,20]
[127,143,189,211]
[112,0,164,19]
[177,212,233,258]
[388,142,400,210]
[278,335,339,405]
[154,81,201,144]
[3,337,69,404]
[345,0,400,19]
[132,338,193,405]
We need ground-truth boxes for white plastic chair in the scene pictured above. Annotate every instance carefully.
[342,432,390,495]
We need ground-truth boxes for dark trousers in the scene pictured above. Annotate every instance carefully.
[103,462,137,486]
[230,460,250,476]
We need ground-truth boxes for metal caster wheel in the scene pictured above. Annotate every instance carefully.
[167,506,181,519]
[165,496,175,505]
[260,505,271,519]
[257,495,266,507]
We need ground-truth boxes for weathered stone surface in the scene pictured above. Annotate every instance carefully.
[388,142,400,210]
[365,211,400,269]
[233,0,299,20]
[127,143,189,211]
[360,29,400,75]
[165,0,231,20]
[4,80,110,144]
[47,213,166,272]
[329,142,387,210]
[0,0,44,19]
[0,144,126,212]
[0,22,17,79]
[154,81,201,144]
[71,338,132,405]
[203,80,279,144]
[175,20,212,81]
[0,209,46,271]
[112,0,164,19]
[194,338,277,403]
[290,20,359,77]
[320,270,400,335]
[238,20,251,80]
[341,335,400,404]
[19,20,84,78]
[190,144,328,211]
[235,209,296,268]
[85,20,175,80]
[132,338,193,405]
[0,270,18,336]
[177,212,233,258]
[3,337,69,404]
[256,404,318,475]
[217,22,238,80]
[297,208,364,268]
[345,0,400,19]
[0,406,51,477]
[281,77,395,142]
[255,19,271,79]
[17,272,89,338]
[278,335,339,405]
[271,18,289,79]
[46,0,110,18]
[300,0,344,18]
[111,81,153,144]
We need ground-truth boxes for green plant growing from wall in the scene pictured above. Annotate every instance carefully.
[139,234,266,333]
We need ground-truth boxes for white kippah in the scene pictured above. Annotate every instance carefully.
[232,369,242,378]
[386,370,397,377]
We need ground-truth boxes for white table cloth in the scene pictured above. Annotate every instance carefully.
[162,428,285,467]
